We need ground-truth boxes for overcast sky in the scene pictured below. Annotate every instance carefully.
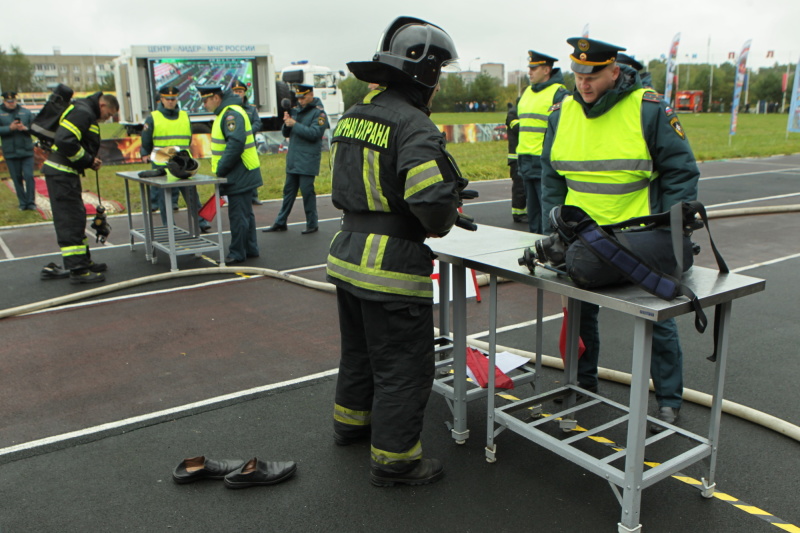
[4,0,798,76]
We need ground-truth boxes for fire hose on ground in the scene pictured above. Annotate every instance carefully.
[1,204,799,443]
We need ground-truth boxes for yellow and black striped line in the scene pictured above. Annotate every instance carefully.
[495,392,799,532]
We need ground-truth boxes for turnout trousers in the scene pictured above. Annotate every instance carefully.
[333,288,435,472]
[43,169,93,272]
[518,154,543,234]
[509,160,527,218]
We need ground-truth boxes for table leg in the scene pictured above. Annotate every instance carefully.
[617,317,653,533]
[214,186,225,265]
[701,300,732,498]
[450,264,469,444]
[486,274,499,461]
[164,188,178,271]
[125,180,134,250]
[140,183,154,261]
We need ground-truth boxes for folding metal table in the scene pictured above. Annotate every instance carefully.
[117,171,226,271]
[430,226,765,532]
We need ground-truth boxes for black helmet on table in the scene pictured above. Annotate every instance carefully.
[347,16,459,91]
[166,149,199,179]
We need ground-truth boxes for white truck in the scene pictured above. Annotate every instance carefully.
[113,44,293,135]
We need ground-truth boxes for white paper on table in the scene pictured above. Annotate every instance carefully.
[465,350,531,384]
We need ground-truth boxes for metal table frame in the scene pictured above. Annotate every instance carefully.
[117,171,226,271]
[431,226,765,532]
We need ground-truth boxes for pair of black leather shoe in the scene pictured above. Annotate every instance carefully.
[172,456,296,489]
[301,226,318,235]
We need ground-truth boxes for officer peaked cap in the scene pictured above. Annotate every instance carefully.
[231,78,248,91]
[528,51,558,68]
[567,37,626,74]
[196,85,224,98]
[2,91,18,100]
[616,53,644,72]
[294,84,314,96]
[159,86,180,97]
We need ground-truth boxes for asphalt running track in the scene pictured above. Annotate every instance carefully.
[0,155,799,532]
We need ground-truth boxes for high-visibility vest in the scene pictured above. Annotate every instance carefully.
[516,83,564,156]
[549,89,653,225]
[151,110,192,165]
[210,105,259,174]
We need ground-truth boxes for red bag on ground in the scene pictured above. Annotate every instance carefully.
[465,347,514,389]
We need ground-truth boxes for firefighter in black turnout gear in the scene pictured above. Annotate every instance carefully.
[42,93,119,284]
[327,16,463,487]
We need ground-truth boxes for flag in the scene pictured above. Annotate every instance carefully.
[730,39,752,136]
[198,194,226,222]
[787,55,800,133]
[558,307,586,362]
[664,33,681,106]
[582,24,590,38]
[728,52,736,60]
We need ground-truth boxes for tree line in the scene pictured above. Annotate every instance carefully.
[339,60,797,114]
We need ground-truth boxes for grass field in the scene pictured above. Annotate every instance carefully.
[1,112,799,226]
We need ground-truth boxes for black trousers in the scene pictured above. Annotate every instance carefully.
[509,160,527,214]
[44,170,92,272]
[333,288,435,471]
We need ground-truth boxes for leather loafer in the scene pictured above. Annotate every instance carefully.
[252,199,263,205]
[650,406,680,434]
[224,255,245,264]
[172,456,245,484]
[262,223,287,233]
[370,458,444,487]
[301,226,319,235]
[224,457,297,489]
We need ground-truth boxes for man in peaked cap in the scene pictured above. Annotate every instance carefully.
[198,84,262,264]
[541,37,699,433]
[262,83,328,234]
[230,78,264,205]
[514,50,569,234]
[0,90,36,211]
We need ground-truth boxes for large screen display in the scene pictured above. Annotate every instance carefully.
[147,57,257,115]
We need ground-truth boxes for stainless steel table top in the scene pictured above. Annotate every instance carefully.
[116,171,226,188]
[431,225,766,322]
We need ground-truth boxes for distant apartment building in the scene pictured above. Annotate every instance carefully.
[507,70,528,88]
[27,49,117,91]
[480,63,504,83]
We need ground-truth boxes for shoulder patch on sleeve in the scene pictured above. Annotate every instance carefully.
[548,102,562,112]
[669,116,686,140]
[642,91,661,103]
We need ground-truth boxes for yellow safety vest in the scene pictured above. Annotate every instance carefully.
[151,110,192,166]
[517,83,564,156]
[549,89,653,225]
[210,105,259,174]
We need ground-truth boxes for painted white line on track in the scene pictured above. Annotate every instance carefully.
[699,167,800,181]
[0,368,339,458]
[706,192,800,209]
[0,235,13,260]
